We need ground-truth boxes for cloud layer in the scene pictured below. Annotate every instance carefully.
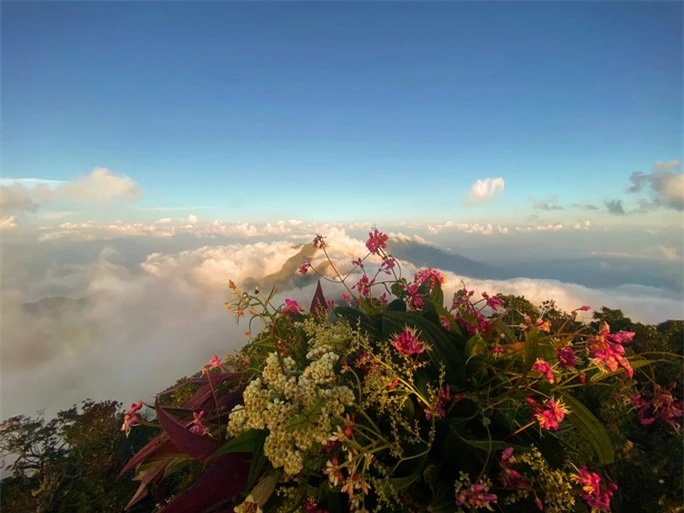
[1,231,681,421]
[468,177,505,203]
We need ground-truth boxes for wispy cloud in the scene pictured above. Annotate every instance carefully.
[530,195,564,211]
[136,205,213,211]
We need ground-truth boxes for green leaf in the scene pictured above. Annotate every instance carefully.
[494,318,517,344]
[389,451,428,491]
[560,392,615,465]
[246,430,268,489]
[523,330,540,371]
[210,430,260,460]
[589,358,653,382]
[465,334,487,359]
[333,306,381,338]
[386,299,407,312]
[429,281,445,310]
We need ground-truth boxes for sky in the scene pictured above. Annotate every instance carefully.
[1,2,683,419]
[1,1,682,229]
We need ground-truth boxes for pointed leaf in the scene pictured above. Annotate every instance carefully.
[157,453,250,513]
[310,280,328,316]
[155,404,220,461]
[209,429,261,460]
[125,458,171,511]
[118,433,180,478]
[560,392,614,465]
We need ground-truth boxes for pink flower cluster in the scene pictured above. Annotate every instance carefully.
[414,268,445,289]
[121,401,143,437]
[574,466,617,513]
[499,447,530,491]
[531,357,556,384]
[425,385,452,420]
[282,298,304,316]
[304,498,330,513]
[455,482,498,510]
[189,410,208,437]
[366,228,389,254]
[526,397,570,431]
[630,383,683,431]
[587,322,635,378]
[202,354,223,374]
[391,327,426,357]
[556,345,577,369]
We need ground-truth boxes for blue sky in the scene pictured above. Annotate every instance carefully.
[2,1,682,226]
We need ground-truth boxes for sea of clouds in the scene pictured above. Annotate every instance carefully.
[1,229,682,420]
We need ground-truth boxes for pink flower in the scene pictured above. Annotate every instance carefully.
[341,293,351,303]
[531,357,555,384]
[574,467,617,512]
[405,282,424,310]
[587,322,634,378]
[500,447,530,491]
[189,410,208,437]
[380,256,397,274]
[481,291,505,311]
[576,305,592,312]
[202,354,222,374]
[351,257,364,268]
[298,259,312,275]
[312,234,326,249]
[425,385,452,420]
[391,327,426,357]
[630,384,683,431]
[527,397,570,431]
[282,298,303,316]
[439,314,452,331]
[455,482,498,510]
[414,268,445,289]
[365,228,389,254]
[121,401,144,437]
[556,346,577,369]
[353,275,374,297]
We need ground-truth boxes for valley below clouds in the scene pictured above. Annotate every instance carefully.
[1,231,682,420]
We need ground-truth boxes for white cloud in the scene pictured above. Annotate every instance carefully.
[0,216,17,230]
[0,168,140,217]
[187,214,198,224]
[2,231,682,421]
[427,221,509,236]
[468,177,505,203]
[627,160,684,211]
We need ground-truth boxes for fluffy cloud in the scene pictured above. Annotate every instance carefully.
[0,168,140,217]
[0,216,17,230]
[627,160,684,211]
[468,177,505,203]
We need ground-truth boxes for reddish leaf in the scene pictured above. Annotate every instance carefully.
[124,458,171,511]
[310,280,328,316]
[156,404,220,461]
[118,433,180,478]
[158,453,250,513]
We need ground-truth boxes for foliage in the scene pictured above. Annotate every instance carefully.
[0,399,157,513]
[122,228,683,513]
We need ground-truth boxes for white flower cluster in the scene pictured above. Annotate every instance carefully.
[228,347,355,476]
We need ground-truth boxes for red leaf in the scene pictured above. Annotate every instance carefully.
[156,404,220,461]
[157,454,250,513]
[124,458,171,511]
[118,433,180,478]
[310,280,328,316]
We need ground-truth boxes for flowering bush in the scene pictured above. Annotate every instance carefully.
[121,229,682,513]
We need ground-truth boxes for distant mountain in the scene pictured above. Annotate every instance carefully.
[388,240,513,280]
[242,243,329,293]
